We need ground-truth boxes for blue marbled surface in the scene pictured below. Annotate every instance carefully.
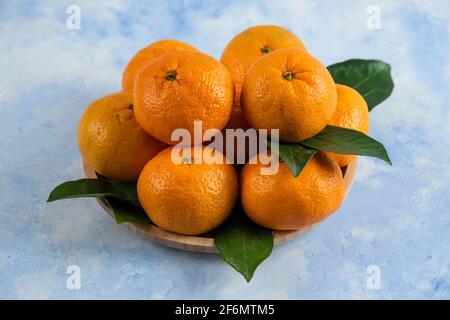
[0,0,449,299]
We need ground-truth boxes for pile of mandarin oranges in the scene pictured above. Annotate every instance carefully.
[78,25,369,236]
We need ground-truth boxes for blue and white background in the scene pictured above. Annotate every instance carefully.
[1,0,449,299]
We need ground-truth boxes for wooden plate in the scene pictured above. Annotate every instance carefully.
[83,158,357,254]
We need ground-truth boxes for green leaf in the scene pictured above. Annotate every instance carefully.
[328,59,394,111]
[95,172,110,181]
[47,179,140,207]
[269,140,317,177]
[104,197,151,225]
[301,125,392,165]
[214,204,273,282]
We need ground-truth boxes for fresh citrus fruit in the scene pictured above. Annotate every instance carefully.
[134,50,234,145]
[241,48,337,142]
[240,152,345,230]
[78,92,166,182]
[137,146,238,235]
[122,39,198,93]
[325,84,370,167]
[221,25,306,109]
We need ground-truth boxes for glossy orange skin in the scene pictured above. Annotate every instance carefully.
[134,50,234,145]
[122,39,198,94]
[241,48,337,142]
[241,153,345,230]
[137,146,239,235]
[325,84,370,166]
[221,25,306,109]
[78,93,167,181]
